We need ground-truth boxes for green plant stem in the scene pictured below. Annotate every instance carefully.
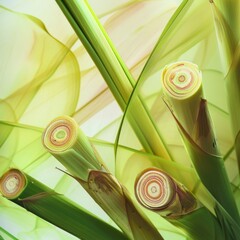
[0,227,18,240]
[161,61,240,224]
[134,168,225,240]
[0,169,127,240]
[169,207,225,240]
[55,0,171,160]
[168,104,240,225]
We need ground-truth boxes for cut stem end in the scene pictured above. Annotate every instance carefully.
[42,116,78,153]
[161,61,202,99]
[0,169,26,199]
[135,168,176,210]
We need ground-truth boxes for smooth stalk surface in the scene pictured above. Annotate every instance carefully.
[0,169,126,240]
[135,168,225,240]
[55,0,171,159]
[43,116,163,240]
[161,61,240,224]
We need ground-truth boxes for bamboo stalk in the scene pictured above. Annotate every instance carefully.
[0,169,127,240]
[55,0,171,159]
[42,115,163,240]
[134,168,225,240]
[161,61,240,224]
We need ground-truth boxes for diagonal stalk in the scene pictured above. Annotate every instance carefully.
[42,115,164,240]
[161,61,240,224]
[55,0,171,159]
[0,169,126,240]
[210,1,240,170]
[135,168,225,240]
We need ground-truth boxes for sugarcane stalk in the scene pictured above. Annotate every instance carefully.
[42,115,163,240]
[161,61,217,154]
[135,168,197,218]
[134,168,225,240]
[42,115,103,181]
[161,61,240,224]
[0,169,127,240]
[55,0,171,160]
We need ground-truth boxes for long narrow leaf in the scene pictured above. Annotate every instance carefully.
[0,169,126,240]
[56,0,172,159]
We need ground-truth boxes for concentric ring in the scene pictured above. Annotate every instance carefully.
[42,116,78,153]
[161,61,202,99]
[135,168,176,210]
[0,169,26,199]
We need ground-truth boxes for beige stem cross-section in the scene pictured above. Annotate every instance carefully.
[161,61,240,224]
[161,61,218,155]
[135,168,197,218]
[134,168,225,240]
[42,115,163,240]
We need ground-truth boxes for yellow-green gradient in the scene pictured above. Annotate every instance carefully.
[0,0,240,239]
[0,7,80,127]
